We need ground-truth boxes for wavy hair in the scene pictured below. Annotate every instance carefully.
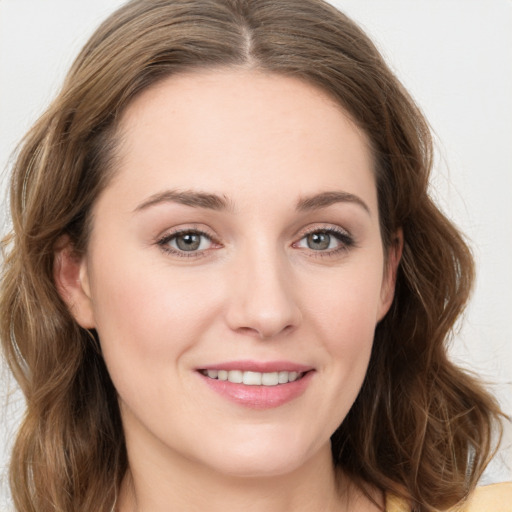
[0,1,503,510]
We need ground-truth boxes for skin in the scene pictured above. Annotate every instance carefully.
[56,69,401,511]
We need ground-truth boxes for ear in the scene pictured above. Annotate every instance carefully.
[377,229,403,322]
[53,236,96,329]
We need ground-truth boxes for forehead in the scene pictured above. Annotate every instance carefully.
[108,68,377,212]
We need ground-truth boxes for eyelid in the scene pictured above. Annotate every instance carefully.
[292,224,356,257]
[298,223,350,238]
[156,226,221,258]
[154,223,356,259]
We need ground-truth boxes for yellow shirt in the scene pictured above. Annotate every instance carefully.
[385,482,512,512]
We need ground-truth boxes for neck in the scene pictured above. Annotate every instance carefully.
[116,443,381,512]
[115,403,384,512]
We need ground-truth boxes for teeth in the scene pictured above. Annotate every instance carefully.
[278,371,289,384]
[261,372,278,386]
[243,371,262,385]
[202,369,304,386]
[228,370,243,383]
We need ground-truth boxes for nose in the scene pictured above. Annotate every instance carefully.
[225,248,302,340]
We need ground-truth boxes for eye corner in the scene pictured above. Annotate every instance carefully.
[293,225,356,259]
[155,227,221,259]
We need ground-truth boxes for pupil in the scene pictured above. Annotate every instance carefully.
[308,232,330,250]
[177,233,201,251]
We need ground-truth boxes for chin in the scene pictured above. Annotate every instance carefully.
[206,453,306,479]
[195,430,327,479]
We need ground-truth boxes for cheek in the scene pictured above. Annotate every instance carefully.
[87,253,223,376]
[302,260,384,394]
[321,291,377,381]
[306,261,384,343]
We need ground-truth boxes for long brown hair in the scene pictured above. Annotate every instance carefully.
[0,1,503,510]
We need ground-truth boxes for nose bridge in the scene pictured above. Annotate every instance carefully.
[225,240,301,339]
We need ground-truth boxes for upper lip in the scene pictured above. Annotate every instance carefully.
[197,360,314,373]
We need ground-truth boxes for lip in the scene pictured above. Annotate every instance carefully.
[199,360,313,373]
[196,360,315,410]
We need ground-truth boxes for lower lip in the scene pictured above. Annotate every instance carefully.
[198,371,314,409]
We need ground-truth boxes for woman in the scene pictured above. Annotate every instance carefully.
[0,1,510,511]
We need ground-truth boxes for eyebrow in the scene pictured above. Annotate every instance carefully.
[296,191,371,215]
[134,189,233,212]
[134,189,370,215]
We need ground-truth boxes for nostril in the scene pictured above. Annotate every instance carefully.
[236,326,260,337]
[224,270,302,338]
[237,323,296,340]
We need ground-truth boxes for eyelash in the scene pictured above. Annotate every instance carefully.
[294,226,355,258]
[157,228,218,259]
[156,226,355,259]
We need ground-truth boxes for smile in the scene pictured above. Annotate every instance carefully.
[199,369,304,386]
[197,363,314,409]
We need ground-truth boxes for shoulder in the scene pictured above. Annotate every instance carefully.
[385,482,512,512]
[456,482,512,512]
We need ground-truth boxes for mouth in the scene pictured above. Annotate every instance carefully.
[199,369,306,386]
[196,362,314,409]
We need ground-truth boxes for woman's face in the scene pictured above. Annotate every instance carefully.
[64,69,398,478]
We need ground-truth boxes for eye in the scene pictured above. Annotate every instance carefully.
[303,232,334,251]
[157,229,215,256]
[295,228,354,253]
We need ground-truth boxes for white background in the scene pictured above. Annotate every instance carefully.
[1,0,511,507]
